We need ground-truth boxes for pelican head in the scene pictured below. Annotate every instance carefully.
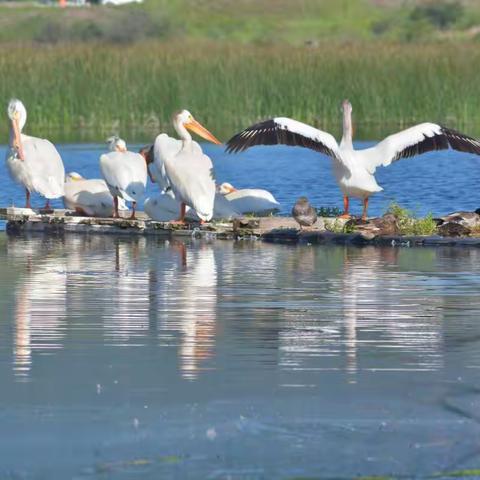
[174,110,222,145]
[8,99,27,160]
[342,99,352,115]
[8,99,27,131]
[66,172,84,182]
[107,135,127,152]
[217,182,237,194]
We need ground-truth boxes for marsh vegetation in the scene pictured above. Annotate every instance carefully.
[1,41,480,141]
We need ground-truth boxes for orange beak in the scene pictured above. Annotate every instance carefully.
[12,116,25,161]
[184,118,222,145]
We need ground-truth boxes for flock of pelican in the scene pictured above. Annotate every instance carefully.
[7,98,480,222]
[6,99,279,222]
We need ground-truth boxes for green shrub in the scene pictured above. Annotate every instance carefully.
[316,206,341,218]
[410,1,464,30]
[387,202,437,236]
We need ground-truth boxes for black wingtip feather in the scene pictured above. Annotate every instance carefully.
[441,126,480,155]
[392,126,480,163]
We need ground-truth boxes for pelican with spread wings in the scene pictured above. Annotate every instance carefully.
[226,100,480,219]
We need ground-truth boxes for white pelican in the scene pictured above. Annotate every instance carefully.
[152,110,221,223]
[64,172,128,217]
[217,182,280,215]
[6,99,65,209]
[226,100,480,220]
[107,135,127,153]
[99,136,147,219]
[144,191,240,222]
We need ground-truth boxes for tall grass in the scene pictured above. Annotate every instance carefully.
[1,41,480,142]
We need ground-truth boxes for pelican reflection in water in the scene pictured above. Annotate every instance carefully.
[155,241,218,380]
[9,237,67,379]
[278,246,444,379]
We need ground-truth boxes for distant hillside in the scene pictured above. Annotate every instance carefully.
[0,0,479,44]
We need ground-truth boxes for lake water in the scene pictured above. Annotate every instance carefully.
[1,236,480,479]
[0,142,479,218]
[1,143,480,479]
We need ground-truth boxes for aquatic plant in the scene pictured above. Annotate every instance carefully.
[324,218,352,234]
[316,206,342,218]
[387,202,438,236]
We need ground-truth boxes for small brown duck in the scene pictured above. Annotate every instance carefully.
[292,196,317,229]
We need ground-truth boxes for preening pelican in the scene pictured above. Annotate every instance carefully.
[226,100,480,219]
[107,135,127,153]
[152,110,221,223]
[6,99,65,209]
[138,144,159,185]
[99,136,147,219]
[217,182,280,215]
[64,172,127,217]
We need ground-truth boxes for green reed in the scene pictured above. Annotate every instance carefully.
[1,41,480,142]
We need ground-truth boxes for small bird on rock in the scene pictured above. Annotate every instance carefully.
[292,196,317,229]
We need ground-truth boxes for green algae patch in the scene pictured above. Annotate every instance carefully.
[435,470,480,478]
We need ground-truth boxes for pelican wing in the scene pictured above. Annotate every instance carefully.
[100,151,147,202]
[226,117,340,159]
[23,136,65,198]
[359,123,480,174]
[164,149,216,221]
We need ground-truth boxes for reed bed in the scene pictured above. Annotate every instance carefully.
[1,41,480,142]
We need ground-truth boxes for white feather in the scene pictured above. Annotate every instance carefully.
[64,176,128,217]
[274,117,341,155]
[6,135,65,199]
[357,123,444,174]
[99,151,147,203]
[145,192,240,222]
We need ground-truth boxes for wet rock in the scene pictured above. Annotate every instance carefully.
[347,213,399,240]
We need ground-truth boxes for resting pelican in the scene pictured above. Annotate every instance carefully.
[226,100,480,220]
[99,136,147,219]
[152,110,221,223]
[217,182,280,215]
[144,191,240,222]
[64,172,127,217]
[6,99,65,209]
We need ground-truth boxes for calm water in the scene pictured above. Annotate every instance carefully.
[1,235,480,479]
[0,142,479,218]
[1,142,480,479]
